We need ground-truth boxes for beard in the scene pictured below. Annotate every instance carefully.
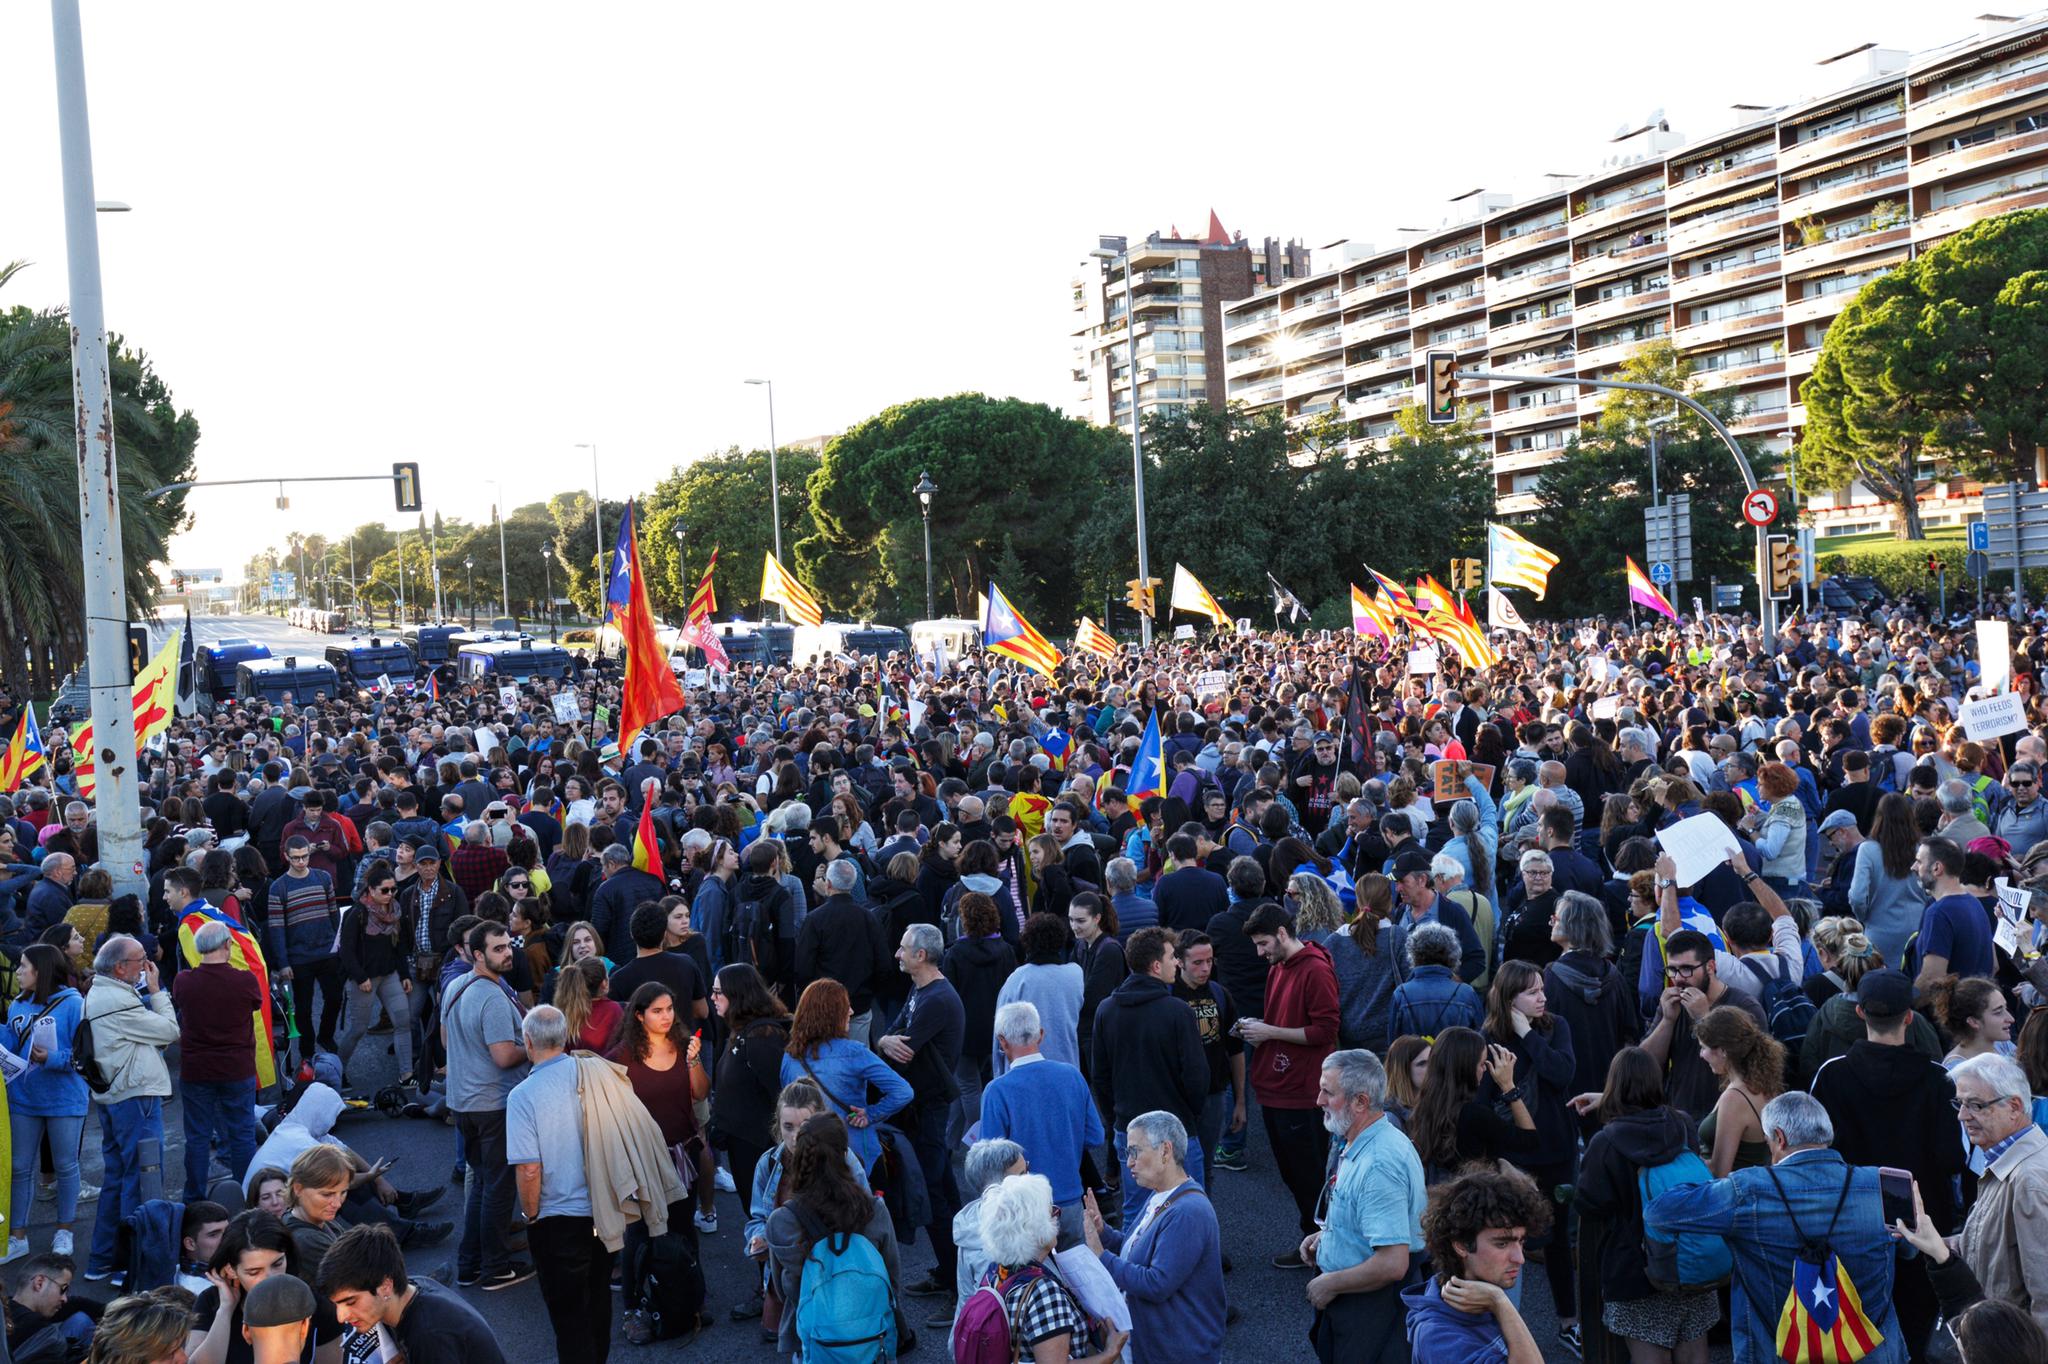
[1321,1108,1349,1138]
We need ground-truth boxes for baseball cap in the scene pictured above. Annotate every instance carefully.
[244,1272,316,1329]
[1390,849,1434,880]
[1855,968,1914,1021]
[1818,810,1858,835]
[409,839,442,862]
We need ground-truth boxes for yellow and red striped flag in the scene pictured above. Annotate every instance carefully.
[982,582,1062,678]
[70,628,182,799]
[1168,563,1229,627]
[1350,584,1395,642]
[760,552,823,628]
[1366,568,1429,636]
[0,705,47,793]
[687,546,719,626]
[1488,523,1561,599]
[1074,617,1119,661]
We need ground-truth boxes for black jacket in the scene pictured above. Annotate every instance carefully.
[1153,866,1228,936]
[941,935,1018,1063]
[1575,1106,1696,1302]
[1090,972,1208,1127]
[247,784,298,865]
[795,892,889,1014]
[1074,934,1130,1059]
[1543,950,1640,1102]
[1206,900,1274,1018]
[1810,1039,1966,1231]
[587,867,665,951]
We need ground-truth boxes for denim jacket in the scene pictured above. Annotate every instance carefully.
[1644,1148,1904,1364]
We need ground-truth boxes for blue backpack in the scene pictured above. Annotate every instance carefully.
[1639,1150,1733,1290]
[793,1206,897,1364]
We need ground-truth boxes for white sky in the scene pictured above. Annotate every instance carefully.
[0,1,1992,580]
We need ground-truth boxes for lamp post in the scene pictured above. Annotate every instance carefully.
[743,378,783,619]
[1089,247,1152,644]
[673,521,690,624]
[488,479,511,622]
[541,545,555,641]
[464,557,475,628]
[914,470,937,620]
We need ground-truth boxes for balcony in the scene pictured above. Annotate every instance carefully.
[1289,322,1345,359]
[1283,365,1346,399]
[1573,287,1668,330]
[1226,348,1281,382]
[1692,356,1786,391]
[1487,350,1579,378]
[1670,257,1780,304]
[1409,246,1486,289]
[1487,219,1570,261]
[1910,64,2048,133]
[1913,124,2048,187]
[1236,382,1285,407]
[1574,335,1659,371]
[1782,280,1874,328]
[1348,385,1413,420]
[1495,489,1543,515]
[1419,329,1490,357]
[1488,262,1572,306]
[1781,222,1912,268]
[1340,272,1408,309]
[1781,167,1909,220]
[1777,110,1907,175]
[1344,348,1413,384]
[1673,305,1783,349]
[1411,289,1488,329]
[1786,346,1821,378]
[1492,445,1568,475]
[1571,186,1667,238]
[1223,310,1276,339]
[1572,238,1666,284]
[1131,290,1187,312]
[1730,405,1792,436]
[1286,289,1342,323]
[1664,154,1778,211]
[1913,180,2048,242]
[1666,201,1780,256]
[1346,310,1412,342]
[1486,309,1574,351]
[1492,398,1579,433]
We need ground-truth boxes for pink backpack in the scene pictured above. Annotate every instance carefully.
[952,1263,1045,1364]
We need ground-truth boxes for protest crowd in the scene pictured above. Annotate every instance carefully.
[5,542,2048,1364]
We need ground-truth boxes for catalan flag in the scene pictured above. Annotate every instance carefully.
[687,546,719,626]
[982,582,1062,679]
[1126,711,1165,802]
[1436,596,1500,669]
[1350,584,1396,643]
[67,628,182,799]
[1625,555,1680,622]
[1366,568,1429,636]
[0,705,46,793]
[760,552,823,628]
[1074,617,1119,661]
[1774,1248,1884,1364]
[1169,563,1229,627]
[1488,523,1561,599]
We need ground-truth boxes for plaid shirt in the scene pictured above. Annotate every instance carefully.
[450,844,509,902]
[982,1263,1091,1355]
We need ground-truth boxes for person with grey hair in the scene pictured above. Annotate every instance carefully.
[1945,1052,2048,1332]
[794,852,891,1045]
[951,1137,1028,1308]
[507,1003,620,1363]
[1082,1108,1226,1364]
[876,921,967,1315]
[172,910,266,1203]
[81,933,178,1279]
[1543,891,1637,1129]
[980,999,1101,1250]
[586,839,663,951]
[1993,758,2048,853]
[1646,1089,1905,1364]
[1936,778,1993,847]
[975,1173,1129,1363]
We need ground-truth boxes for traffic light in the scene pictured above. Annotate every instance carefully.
[1125,576,1160,617]
[1926,553,1942,579]
[393,462,422,513]
[1425,349,1458,425]
[1767,535,1795,600]
[1457,558,1483,592]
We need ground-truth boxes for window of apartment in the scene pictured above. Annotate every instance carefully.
[1805,266,1890,299]
[1364,420,1398,440]
[1693,342,1777,373]
[1689,289,1781,324]
[1503,297,1570,325]
[1508,386,1570,409]
[1595,272,1667,301]
[1496,252,1570,283]
[1925,45,2048,101]
[1498,209,1568,240]
[1584,177,1661,212]
[1580,225,1666,258]
[1791,153,1907,198]
[1431,323,1483,344]
[1507,431,1568,453]
[1431,283,1482,305]
[1227,308,1277,331]
[1938,113,2048,154]
[1499,341,1576,367]
[1422,239,1483,266]
[1796,94,1904,142]
[1670,189,1779,232]
[1580,317,1668,349]
[1745,390,1789,414]
[1679,139,1774,179]
[1690,242,1781,276]
[1930,159,2048,210]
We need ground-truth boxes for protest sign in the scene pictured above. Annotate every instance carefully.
[1960,691,2027,742]
[498,685,519,709]
[551,692,581,724]
[1408,647,1439,675]
[1655,812,1743,888]
[1431,760,1496,797]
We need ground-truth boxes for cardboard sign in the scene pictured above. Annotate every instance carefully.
[1173,624,1196,640]
[1588,694,1622,721]
[1655,812,1743,888]
[1431,761,1495,797]
[1193,669,1231,697]
[1977,619,2012,696]
[551,692,581,724]
[498,685,519,709]
[1235,618,1254,636]
[1960,691,2027,743]
[682,669,708,689]
[1407,647,1439,675]
[593,704,611,732]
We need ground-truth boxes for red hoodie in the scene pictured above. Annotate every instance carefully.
[1249,938,1339,1109]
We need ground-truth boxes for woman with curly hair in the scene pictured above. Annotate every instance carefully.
[1695,1005,1785,1177]
[1929,975,2014,1067]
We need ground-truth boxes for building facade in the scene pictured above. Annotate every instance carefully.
[1220,14,2048,535]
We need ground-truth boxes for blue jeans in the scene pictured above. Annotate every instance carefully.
[10,1111,84,1228]
[181,1078,259,1201]
[1216,1079,1247,1158]
[1195,1092,1228,1192]
[88,1098,162,1275]
[1112,1124,1205,1222]
[456,1108,513,1278]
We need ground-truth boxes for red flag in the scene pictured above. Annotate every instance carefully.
[609,502,685,742]
[632,789,664,882]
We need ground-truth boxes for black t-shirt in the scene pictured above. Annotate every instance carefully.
[393,1278,508,1364]
[608,950,706,1020]
[194,1283,338,1364]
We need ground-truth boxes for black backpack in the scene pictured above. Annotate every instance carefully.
[728,880,790,983]
[71,1010,112,1096]
[625,1226,705,1340]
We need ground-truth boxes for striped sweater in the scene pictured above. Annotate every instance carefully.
[264,870,338,966]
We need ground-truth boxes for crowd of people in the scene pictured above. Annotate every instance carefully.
[1,591,2047,1364]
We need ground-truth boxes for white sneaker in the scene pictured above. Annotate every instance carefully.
[50,1230,72,1257]
[693,1210,718,1234]
[714,1166,736,1194]
[76,1183,100,1203]
[1,1237,27,1264]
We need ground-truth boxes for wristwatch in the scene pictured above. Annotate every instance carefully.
[1742,871,1762,883]
[1655,877,1675,891]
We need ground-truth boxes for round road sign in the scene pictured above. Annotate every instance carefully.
[1742,489,1779,527]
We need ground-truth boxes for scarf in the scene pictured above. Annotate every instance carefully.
[364,894,400,936]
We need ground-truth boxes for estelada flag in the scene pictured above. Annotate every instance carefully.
[0,705,47,792]
[982,583,1062,679]
[606,502,685,743]
[1775,1246,1884,1364]
[179,900,276,1089]
[1126,711,1165,802]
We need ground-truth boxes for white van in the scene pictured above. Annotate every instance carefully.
[910,617,980,665]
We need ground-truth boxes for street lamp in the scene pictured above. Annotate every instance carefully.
[673,521,690,622]
[541,545,556,641]
[743,379,784,619]
[464,557,475,628]
[487,478,511,622]
[914,471,937,620]
[1089,247,1153,645]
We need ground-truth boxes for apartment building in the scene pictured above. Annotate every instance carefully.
[1220,12,2048,534]
[1070,213,1303,433]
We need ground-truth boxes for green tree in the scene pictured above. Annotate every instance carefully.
[546,492,629,621]
[641,446,821,622]
[1914,209,2048,488]
[798,394,1124,623]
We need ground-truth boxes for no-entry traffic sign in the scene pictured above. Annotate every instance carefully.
[1742,489,1778,527]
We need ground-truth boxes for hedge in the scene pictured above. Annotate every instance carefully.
[1816,540,2048,600]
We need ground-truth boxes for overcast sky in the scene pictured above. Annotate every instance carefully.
[0,1,1989,581]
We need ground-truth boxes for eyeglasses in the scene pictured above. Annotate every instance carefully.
[1667,961,1706,978]
[709,986,725,998]
[1952,1096,2015,1115]
[506,880,529,890]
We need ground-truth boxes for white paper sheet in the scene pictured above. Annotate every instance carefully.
[1655,812,1743,888]
[1977,620,2012,696]
[1961,692,2027,743]
[1053,1244,1133,1336]
[0,1046,27,1087]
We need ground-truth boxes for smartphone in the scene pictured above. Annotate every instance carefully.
[1878,1167,1914,1226]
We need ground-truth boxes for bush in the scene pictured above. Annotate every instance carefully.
[1816,540,2048,601]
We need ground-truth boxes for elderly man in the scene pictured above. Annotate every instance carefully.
[1945,1053,2048,1333]
[507,1005,612,1364]
[1934,779,1992,849]
[171,920,264,1201]
[82,935,180,1282]
[1302,1049,1425,1362]
[584,842,660,950]
[21,852,75,944]
[978,1001,1100,1246]
[1647,1093,1904,1364]
[1535,762,1584,831]
[877,923,965,1320]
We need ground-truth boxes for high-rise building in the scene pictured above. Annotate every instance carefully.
[1070,213,1304,433]
[1221,13,2048,535]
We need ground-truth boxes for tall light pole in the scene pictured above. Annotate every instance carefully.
[575,442,604,584]
[541,545,556,641]
[488,479,510,620]
[742,380,783,561]
[673,522,689,624]
[464,557,475,627]
[1089,248,1152,644]
[914,470,937,620]
[51,0,144,892]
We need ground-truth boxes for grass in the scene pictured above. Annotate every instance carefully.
[1815,527,1965,553]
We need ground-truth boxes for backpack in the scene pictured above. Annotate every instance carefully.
[1637,1150,1733,1290]
[1967,774,1996,827]
[625,1225,705,1340]
[1868,746,1901,795]
[71,1007,112,1096]
[728,880,789,983]
[1741,957,1818,1064]
[953,1262,1047,1364]
[792,1205,897,1364]
[1764,1165,1885,1362]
